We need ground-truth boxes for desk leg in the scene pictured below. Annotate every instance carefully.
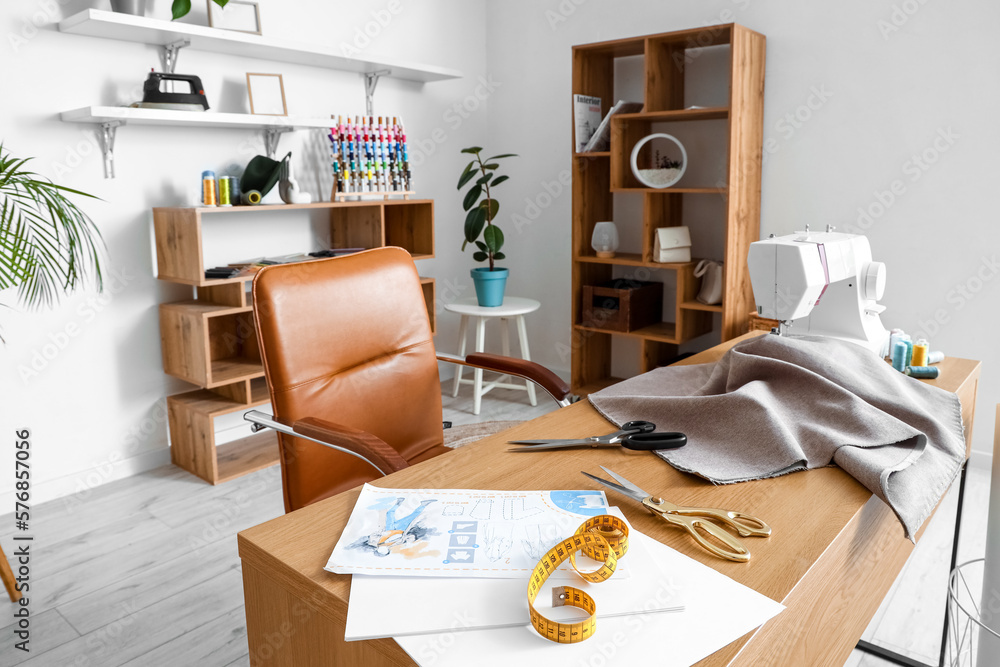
[516,315,537,406]
[473,317,486,415]
[242,561,412,666]
[451,315,469,398]
[854,462,968,667]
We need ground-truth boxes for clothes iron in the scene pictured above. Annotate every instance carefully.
[133,72,210,112]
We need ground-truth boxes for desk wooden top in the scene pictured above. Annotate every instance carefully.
[238,333,980,666]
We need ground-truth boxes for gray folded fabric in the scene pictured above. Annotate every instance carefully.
[588,334,966,539]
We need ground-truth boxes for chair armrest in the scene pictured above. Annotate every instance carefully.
[243,410,408,477]
[436,352,573,405]
[293,417,409,475]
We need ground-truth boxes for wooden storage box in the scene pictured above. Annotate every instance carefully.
[748,310,780,333]
[582,280,663,332]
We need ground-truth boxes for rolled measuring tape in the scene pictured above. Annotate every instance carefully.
[527,514,629,644]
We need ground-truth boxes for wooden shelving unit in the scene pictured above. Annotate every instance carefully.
[155,200,435,483]
[571,24,765,394]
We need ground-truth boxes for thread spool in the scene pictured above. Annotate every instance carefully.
[891,341,907,372]
[905,366,939,379]
[241,189,262,205]
[911,339,929,367]
[903,338,914,367]
[219,177,232,206]
[227,176,241,204]
[202,170,218,206]
[928,350,945,364]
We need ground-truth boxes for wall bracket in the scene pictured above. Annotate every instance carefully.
[161,39,191,74]
[363,69,392,116]
[263,127,293,158]
[98,121,124,179]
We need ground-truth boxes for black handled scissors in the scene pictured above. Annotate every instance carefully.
[507,420,687,452]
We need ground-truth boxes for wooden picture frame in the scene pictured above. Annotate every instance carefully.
[207,0,262,35]
[246,73,287,116]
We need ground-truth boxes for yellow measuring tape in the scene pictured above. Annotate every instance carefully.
[527,514,630,643]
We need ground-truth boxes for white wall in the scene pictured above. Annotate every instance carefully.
[484,0,1000,457]
[0,0,490,506]
[3,0,998,509]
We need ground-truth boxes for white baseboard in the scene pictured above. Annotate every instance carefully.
[0,446,172,510]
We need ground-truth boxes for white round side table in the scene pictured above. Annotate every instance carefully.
[444,297,541,415]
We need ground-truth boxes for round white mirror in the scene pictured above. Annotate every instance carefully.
[630,133,687,189]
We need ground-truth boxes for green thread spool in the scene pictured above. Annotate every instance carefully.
[219,177,232,206]
[905,366,939,379]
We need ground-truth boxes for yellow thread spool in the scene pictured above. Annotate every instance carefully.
[912,339,929,367]
[202,170,218,207]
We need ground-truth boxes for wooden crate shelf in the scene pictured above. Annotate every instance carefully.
[156,199,437,484]
[571,24,764,393]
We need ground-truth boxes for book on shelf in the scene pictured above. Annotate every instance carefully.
[581,100,644,153]
[574,94,602,152]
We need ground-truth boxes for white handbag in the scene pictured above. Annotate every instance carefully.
[694,260,723,305]
[653,226,691,263]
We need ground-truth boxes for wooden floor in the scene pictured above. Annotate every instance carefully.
[0,380,988,666]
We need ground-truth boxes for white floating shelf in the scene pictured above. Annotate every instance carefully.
[61,106,335,130]
[58,9,462,83]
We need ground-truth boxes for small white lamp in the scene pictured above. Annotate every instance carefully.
[591,221,619,258]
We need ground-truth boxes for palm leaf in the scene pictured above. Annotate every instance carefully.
[0,145,105,313]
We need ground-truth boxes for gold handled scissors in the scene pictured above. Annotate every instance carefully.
[582,466,771,563]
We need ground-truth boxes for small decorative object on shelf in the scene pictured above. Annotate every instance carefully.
[328,115,414,201]
[207,0,261,34]
[457,145,517,307]
[694,260,724,305]
[630,133,687,189]
[653,226,691,263]
[591,221,619,258]
[110,0,147,17]
[246,73,287,116]
[279,157,312,205]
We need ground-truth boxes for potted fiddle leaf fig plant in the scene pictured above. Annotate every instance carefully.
[457,147,516,307]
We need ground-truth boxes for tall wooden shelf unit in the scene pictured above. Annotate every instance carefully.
[154,200,435,484]
[571,24,765,394]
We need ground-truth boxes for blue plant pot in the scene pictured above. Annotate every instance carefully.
[471,267,508,307]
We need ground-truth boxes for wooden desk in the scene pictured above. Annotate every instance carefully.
[238,335,980,666]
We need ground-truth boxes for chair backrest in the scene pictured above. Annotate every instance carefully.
[252,247,444,512]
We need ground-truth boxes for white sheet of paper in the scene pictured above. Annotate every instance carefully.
[327,485,617,578]
[394,531,785,667]
[346,508,683,641]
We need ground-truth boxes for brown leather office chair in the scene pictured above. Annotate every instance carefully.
[246,247,572,513]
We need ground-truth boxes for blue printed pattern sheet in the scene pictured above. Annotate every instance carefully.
[325,485,616,578]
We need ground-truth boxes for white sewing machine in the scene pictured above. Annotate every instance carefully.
[748,228,890,355]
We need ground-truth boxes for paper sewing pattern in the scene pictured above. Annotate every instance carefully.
[326,486,612,578]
